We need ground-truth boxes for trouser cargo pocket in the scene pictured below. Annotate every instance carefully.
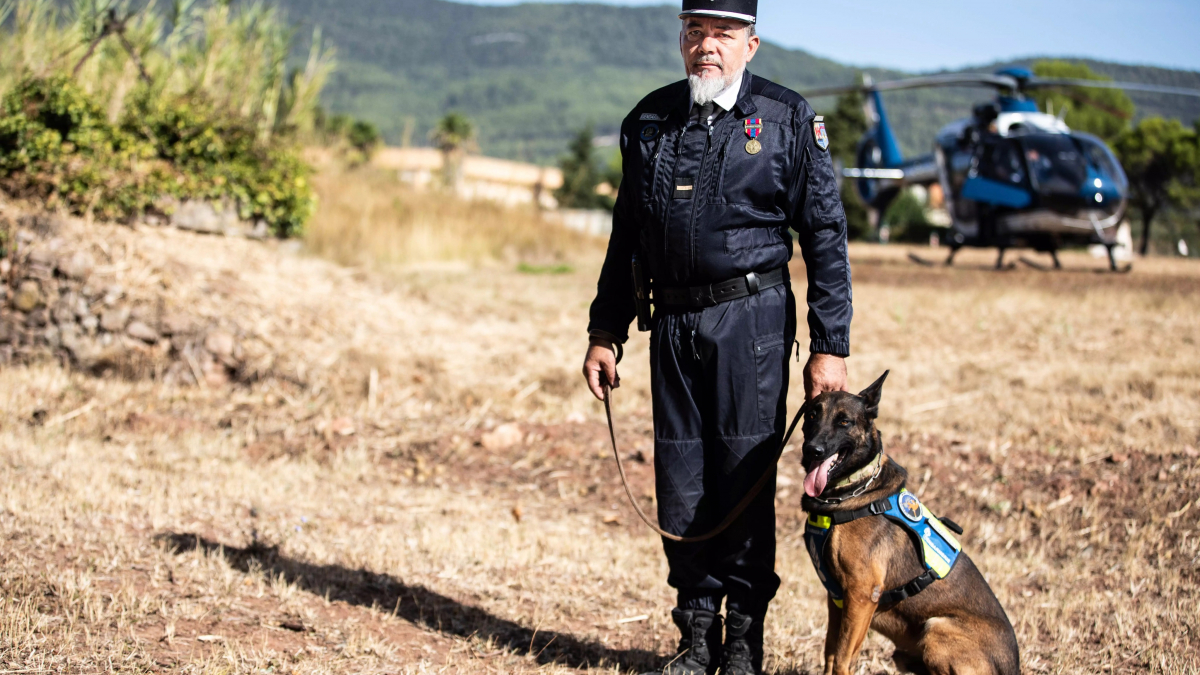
[754,335,786,421]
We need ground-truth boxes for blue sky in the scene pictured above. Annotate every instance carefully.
[464,0,1200,73]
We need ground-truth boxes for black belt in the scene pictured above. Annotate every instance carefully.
[655,268,786,308]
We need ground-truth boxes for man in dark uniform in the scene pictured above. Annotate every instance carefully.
[581,2,853,673]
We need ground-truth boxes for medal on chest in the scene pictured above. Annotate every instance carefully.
[744,118,763,155]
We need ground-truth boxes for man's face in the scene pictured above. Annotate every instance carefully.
[680,17,760,82]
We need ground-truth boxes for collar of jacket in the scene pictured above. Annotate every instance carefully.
[675,69,759,121]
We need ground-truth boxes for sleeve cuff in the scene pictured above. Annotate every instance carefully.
[589,329,625,345]
[810,340,850,358]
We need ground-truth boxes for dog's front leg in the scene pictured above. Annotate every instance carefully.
[823,589,879,675]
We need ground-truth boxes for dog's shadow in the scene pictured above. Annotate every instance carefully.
[157,533,659,672]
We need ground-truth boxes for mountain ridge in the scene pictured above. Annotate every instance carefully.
[277,0,1200,162]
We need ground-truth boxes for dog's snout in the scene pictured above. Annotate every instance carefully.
[803,443,826,458]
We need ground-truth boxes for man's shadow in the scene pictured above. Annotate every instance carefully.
[157,533,659,672]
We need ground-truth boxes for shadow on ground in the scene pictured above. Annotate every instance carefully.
[157,532,660,672]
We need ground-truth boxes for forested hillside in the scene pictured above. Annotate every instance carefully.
[278,0,1200,161]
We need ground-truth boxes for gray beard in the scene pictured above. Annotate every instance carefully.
[689,67,743,106]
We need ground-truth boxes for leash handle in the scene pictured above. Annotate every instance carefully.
[603,381,807,544]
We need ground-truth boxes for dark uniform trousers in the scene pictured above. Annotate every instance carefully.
[652,283,795,618]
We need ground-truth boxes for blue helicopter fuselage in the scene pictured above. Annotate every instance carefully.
[851,85,1129,249]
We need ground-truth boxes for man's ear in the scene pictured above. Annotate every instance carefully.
[857,371,890,419]
[745,34,760,62]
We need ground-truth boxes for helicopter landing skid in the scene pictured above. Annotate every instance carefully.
[1018,250,1062,271]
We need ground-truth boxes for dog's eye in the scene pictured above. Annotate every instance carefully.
[837,418,852,428]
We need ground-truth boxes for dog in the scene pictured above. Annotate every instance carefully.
[799,372,1019,675]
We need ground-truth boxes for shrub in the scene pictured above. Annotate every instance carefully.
[0,76,170,221]
[0,76,314,236]
[126,91,315,236]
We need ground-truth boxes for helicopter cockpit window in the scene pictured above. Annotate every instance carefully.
[1076,134,1129,191]
[1019,135,1086,196]
[979,140,1025,185]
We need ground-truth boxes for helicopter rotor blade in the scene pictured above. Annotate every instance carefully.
[802,73,1019,98]
[1027,78,1200,99]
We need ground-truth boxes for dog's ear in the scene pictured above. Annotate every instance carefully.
[857,371,890,419]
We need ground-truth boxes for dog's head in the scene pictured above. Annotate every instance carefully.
[800,371,888,498]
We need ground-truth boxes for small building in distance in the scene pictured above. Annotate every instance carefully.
[373,148,564,210]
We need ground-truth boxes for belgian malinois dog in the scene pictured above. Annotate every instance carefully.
[799,372,1019,675]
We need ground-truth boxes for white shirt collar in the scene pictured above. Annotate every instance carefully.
[713,71,745,112]
[689,71,746,122]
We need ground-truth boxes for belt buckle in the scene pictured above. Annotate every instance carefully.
[693,285,717,308]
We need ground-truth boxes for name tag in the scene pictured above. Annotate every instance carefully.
[674,177,695,199]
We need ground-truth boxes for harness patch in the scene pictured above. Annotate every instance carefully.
[641,123,661,141]
[898,492,921,521]
[805,489,962,608]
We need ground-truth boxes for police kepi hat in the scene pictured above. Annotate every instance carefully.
[680,0,757,24]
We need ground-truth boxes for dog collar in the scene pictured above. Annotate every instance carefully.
[832,453,883,490]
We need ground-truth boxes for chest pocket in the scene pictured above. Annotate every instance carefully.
[638,128,671,216]
[714,122,785,208]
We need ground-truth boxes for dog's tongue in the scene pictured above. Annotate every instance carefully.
[805,456,838,498]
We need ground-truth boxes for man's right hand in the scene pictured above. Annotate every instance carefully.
[583,338,620,401]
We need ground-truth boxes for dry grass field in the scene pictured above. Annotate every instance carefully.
[1,185,1198,673]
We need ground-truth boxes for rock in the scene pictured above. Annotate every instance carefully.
[43,324,60,348]
[481,423,524,451]
[246,220,271,240]
[329,417,356,437]
[204,330,236,358]
[52,301,76,326]
[126,321,159,343]
[161,313,194,336]
[102,285,123,307]
[80,314,99,334]
[27,308,47,327]
[12,280,42,312]
[26,248,55,267]
[99,306,131,333]
[0,259,10,276]
[172,201,239,234]
[57,251,95,281]
[59,324,82,354]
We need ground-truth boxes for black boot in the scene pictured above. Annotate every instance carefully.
[720,611,764,675]
[642,608,722,675]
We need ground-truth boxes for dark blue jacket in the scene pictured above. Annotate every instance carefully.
[588,72,853,357]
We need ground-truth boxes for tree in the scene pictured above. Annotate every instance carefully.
[1030,61,1135,142]
[555,124,613,210]
[1112,117,1200,255]
[821,79,873,240]
[430,112,477,189]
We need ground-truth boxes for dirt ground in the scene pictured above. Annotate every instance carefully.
[0,219,1197,674]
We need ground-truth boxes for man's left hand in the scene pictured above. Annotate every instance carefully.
[804,353,848,401]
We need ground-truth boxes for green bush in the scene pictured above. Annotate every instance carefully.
[0,76,170,222]
[0,76,314,236]
[884,190,938,243]
[126,91,315,237]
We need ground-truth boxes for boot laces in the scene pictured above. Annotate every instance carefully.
[722,636,754,674]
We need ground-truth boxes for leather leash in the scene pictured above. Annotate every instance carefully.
[602,372,808,543]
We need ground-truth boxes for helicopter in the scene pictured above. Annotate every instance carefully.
[803,68,1200,271]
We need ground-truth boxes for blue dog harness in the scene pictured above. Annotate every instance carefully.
[805,488,963,608]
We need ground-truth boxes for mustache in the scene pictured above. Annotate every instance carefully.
[692,54,724,69]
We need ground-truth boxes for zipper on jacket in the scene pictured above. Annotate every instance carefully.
[712,130,732,202]
[663,130,687,266]
[646,135,666,218]
[688,124,714,273]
